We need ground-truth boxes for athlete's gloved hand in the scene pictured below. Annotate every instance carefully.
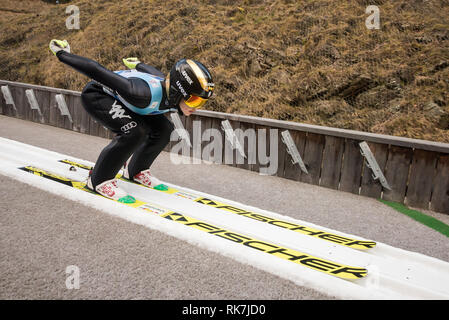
[49,39,70,56]
[123,57,141,69]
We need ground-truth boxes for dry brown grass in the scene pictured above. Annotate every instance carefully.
[1,0,448,142]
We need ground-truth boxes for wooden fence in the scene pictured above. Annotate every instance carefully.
[1,79,448,214]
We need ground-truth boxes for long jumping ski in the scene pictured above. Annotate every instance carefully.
[20,165,368,280]
[59,159,377,251]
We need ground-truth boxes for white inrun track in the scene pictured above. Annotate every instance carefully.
[0,136,448,300]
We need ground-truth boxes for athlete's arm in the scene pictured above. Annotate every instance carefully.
[56,51,152,108]
[123,57,165,78]
[136,63,165,78]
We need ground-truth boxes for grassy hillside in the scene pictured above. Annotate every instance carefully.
[1,0,448,142]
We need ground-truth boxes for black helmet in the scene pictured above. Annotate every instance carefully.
[167,59,214,109]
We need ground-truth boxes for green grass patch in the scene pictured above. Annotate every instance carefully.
[379,199,449,238]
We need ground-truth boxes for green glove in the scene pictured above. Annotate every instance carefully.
[123,57,141,69]
[49,39,70,56]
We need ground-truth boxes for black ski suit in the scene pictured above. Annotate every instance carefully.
[56,51,175,188]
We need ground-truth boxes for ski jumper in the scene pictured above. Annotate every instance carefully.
[56,51,175,188]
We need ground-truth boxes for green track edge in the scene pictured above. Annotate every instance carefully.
[379,199,449,238]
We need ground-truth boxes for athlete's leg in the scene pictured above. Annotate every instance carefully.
[126,113,174,177]
[80,81,150,188]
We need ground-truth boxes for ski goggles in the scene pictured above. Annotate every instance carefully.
[184,95,208,109]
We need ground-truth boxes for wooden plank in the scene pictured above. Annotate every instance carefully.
[300,132,325,186]
[97,123,108,139]
[243,121,255,173]
[339,138,364,194]
[235,121,256,171]
[169,113,188,155]
[197,115,208,160]
[27,89,38,123]
[191,114,201,161]
[275,127,287,178]
[55,94,68,130]
[80,103,90,134]
[15,86,29,120]
[23,88,34,122]
[63,94,74,131]
[405,149,438,209]
[430,153,449,214]
[167,116,181,157]
[0,84,19,117]
[246,122,258,172]
[191,114,203,162]
[222,119,239,168]
[208,117,224,164]
[6,85,18,118]
[3,85,16,118]
[320,135,345,190]
[0,92,4,116]
[184,114,194,159]
[19,86,29,120]
[37,90,51,125]
[234,120,247,170]
[33,90,46,124]
[167,114,190,155]
[10,85,25,120]
[1,87,13,117]
[48,92,59,127]
[256,125,279,176]
[360,142,389,199]
[229,119,241,168]
[254,124,267,174]
[283,130,307,182]
[189,114,202,163]
[0,84,5,115]
[251,124,266,174]
[223,120,234,168]
[39,89,50,124]
[268,127,280,177]
[97,121,106,138]
[89,117,100,137]
[70,95,82,132]
[383,145,413,203]
[199,115,213,162]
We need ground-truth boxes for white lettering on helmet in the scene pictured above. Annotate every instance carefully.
[176,80,188,97]
[182,70,193,85]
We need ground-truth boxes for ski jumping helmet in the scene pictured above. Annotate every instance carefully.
[167,59,214,109]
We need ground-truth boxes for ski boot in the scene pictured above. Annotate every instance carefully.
[86,171,136,204]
